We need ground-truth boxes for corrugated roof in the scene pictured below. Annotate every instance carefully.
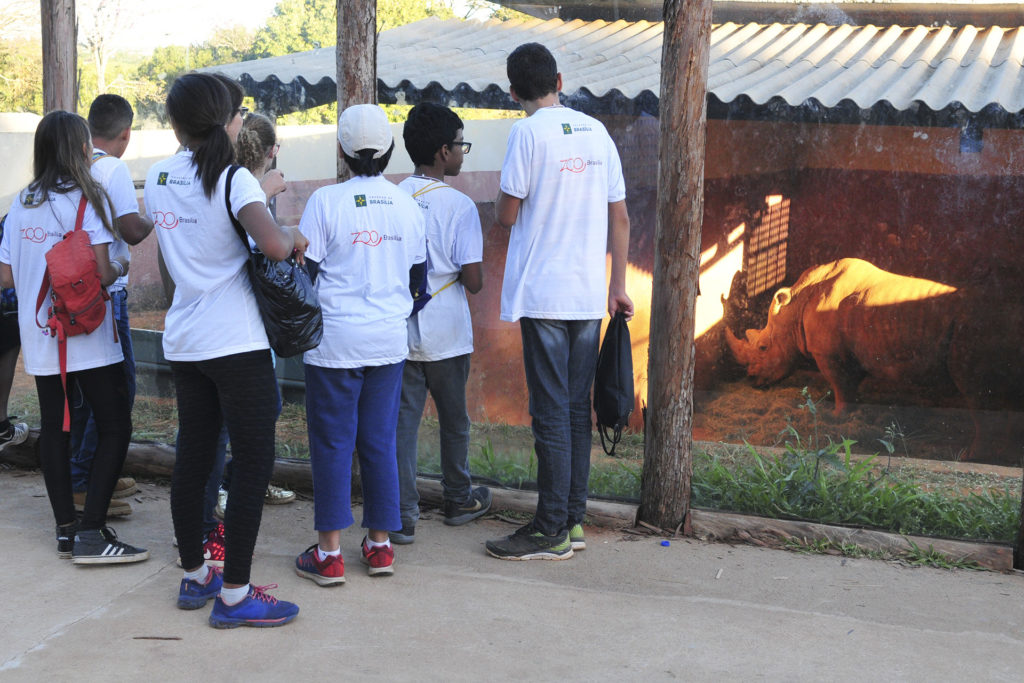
[211,17,1024,116]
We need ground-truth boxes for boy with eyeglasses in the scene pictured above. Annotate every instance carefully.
[391,103,490,544]
[485,42,633,561]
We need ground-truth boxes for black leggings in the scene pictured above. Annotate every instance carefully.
[36,363,131,530]
[170,350,278,585]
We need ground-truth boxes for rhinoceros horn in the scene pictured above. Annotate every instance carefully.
[725,327,751,365]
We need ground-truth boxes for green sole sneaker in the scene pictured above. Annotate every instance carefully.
[485,524,574,561]
[569,523,586,551]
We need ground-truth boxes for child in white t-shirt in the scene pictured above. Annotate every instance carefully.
[69,94,154,518]
[390,103,490,545]
[0,110,147,565]
[485,42,634,562]
[145,73,304,628]
[294,104,426,584]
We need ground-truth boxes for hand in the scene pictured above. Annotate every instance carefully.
[290,227,309,265]
[261,169,286,203]
[608,288,634,321]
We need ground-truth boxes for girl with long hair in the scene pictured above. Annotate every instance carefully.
[0,110,147,564]
[144,73,306,629]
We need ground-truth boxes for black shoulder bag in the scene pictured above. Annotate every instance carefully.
[225,165,323,357]
[593,312,634,455]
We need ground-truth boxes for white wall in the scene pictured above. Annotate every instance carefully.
[2,117,515,213]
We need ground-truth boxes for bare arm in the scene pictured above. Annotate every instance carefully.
[261,170,287,204]
[236,201,308,264]
[607,200,633,320]
[460,262,483,294]
[0,263,12,289]
[91,243,120,287]
[493,190,521,230]
[118,212,154,246]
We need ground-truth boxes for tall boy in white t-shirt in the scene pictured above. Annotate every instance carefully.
[392,103,490,545]
[70,94,154,516]
[485,43,634,561]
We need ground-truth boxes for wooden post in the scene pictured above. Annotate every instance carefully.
[336,0,377,182]
[336,0,377,492]
[638,0,713,531]
[40,0,78,112]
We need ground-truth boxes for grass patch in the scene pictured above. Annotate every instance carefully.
[691,389,1019,544]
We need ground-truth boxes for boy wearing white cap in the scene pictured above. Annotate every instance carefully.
[294,104,426,583]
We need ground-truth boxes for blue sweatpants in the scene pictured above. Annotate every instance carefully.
[305,362,404,532]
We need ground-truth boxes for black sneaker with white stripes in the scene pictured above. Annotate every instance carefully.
[72,526,150,565]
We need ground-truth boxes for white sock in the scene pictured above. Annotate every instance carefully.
[184,564,210,584]
[365,536,391,549]
[219,584,250,606]
[316,545,341,562]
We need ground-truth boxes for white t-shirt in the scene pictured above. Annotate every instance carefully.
[499,106,626,321]
[143,152,269,362]
[91,149,135,292]
[0,188,123,376]
[398,175,482,362]
[299,174,426,368]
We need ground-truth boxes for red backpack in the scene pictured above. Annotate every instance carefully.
[34,195,117,430]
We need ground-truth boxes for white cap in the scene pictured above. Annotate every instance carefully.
[338,104,393,159]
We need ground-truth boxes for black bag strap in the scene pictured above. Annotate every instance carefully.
[599,423,622,456]
[224,164,250,251]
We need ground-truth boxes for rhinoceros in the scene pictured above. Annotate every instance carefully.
[725,258,1024,462]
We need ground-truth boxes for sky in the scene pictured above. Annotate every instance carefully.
[1,0,485,53]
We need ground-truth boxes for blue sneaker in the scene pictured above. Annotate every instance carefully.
[177,567,223,610]
[208,584,299,629]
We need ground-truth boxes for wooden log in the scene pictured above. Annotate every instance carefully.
[690,508,1012,571]
[640,0,713,530]
[415,479,638,529]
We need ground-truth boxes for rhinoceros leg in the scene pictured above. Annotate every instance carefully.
[812,353,866,414]
[961,407,1024,465]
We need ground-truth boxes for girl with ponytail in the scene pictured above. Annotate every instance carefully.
[0,110,147,565]
[144,72,305,628]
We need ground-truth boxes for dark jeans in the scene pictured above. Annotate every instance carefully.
[36,363,131,531]
[170,350,278,585]
[395,354,472,527]
[70,289,135,491]
[519,318,601,537]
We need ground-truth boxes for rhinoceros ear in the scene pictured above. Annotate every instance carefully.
[770,288,793,317]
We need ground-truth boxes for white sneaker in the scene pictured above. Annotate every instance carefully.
[265,484,296,505]
[0,421,28,452]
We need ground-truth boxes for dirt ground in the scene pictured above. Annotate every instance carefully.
[694,369,1001,464]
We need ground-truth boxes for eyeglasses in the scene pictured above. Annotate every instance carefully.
[268,143,280,157]
[449,141,471,154]
[236,106,250,119]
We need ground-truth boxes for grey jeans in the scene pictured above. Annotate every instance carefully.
[395,354,473,527]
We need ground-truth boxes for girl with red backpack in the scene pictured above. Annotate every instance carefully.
[0,110,148,565]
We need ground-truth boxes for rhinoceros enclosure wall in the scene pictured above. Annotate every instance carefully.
[684,118,1024,466]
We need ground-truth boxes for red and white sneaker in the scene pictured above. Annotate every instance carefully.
[203,523,226,568]
[294,544,345,586]
[360,537,394,576]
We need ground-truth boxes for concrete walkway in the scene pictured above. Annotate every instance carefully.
[2,466,1024,681]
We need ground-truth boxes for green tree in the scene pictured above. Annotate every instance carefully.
[253,0,456,58]
[0,39,43,113]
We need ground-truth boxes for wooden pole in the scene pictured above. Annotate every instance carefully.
[336,0,377,491]
[40,0,78,112]
[336,0,377,183]
[639,0,713,531]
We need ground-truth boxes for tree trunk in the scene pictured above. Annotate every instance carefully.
[639,0,713,531]
[336,0,377,183]
[40,0,78,112]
